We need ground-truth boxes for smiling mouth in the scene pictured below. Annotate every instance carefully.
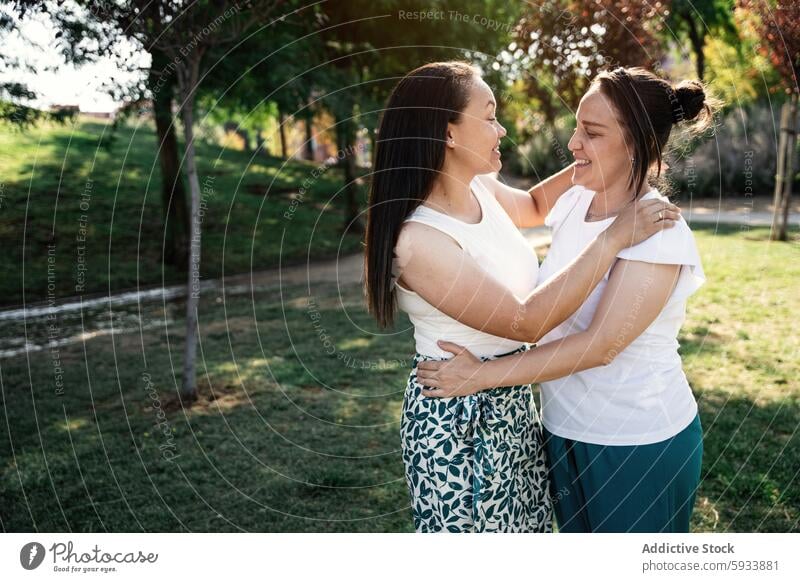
[575,158,591,167]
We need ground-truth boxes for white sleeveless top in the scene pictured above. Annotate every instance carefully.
[538,185,705,446]
[394,176,540,359]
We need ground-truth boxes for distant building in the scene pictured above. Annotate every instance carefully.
[50,104,117,120]
[81,110,116,120]
[49,104,79,114]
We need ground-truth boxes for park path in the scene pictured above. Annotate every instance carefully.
[0,199,796,359]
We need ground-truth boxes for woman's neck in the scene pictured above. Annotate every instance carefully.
[426,167,478,215]
[589,179,651,218]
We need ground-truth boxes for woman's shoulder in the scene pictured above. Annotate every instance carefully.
[395,216,466,260]
[613,190,706,302]
[616,190,701,267]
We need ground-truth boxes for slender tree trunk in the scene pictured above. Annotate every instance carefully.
[304,115,315,160]
[684,14,706,80]
[772,103,788,236]
[772,95,798,241]
[337,116,363,234]
[178,63,203,401]
[150,51,189,267]
[778,95,798,239]
[278,109,288,158]
[256,129,268,156]
[239,128,251,152]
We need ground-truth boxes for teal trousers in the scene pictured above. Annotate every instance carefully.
[543,413,703,533]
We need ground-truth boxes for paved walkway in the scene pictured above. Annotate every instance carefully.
[679,207,800,227]
[1,200,795,321]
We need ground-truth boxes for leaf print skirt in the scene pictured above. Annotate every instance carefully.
[400,344,553,533]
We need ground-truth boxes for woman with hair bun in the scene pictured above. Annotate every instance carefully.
[364,62,680,533]
[416,67,718,533]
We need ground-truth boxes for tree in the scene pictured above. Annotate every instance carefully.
[665,0,737,80]
[702,6,778,107]
[198,6,319,163]
[135,1,285,399]
[70,0,284,399]
[316,0,522,233]
[514,0,668,123]
[148,48,191,266]
[740,0,800,241]
[0,3,81,126]
[29,0,193,267]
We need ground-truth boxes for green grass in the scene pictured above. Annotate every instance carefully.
[0,224,797,532]
[0,116,365,308]
[0,280,415,532]
[680,223,799,532]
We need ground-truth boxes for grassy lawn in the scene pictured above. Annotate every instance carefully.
[0,116,365,308]
[680,223,799,532]
[0,224,797,532]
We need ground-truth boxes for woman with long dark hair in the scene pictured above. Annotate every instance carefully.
[364,62,679,533]
[414,67,717,533]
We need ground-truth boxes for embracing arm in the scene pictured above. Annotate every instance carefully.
[395,199,680,344]
[415,259,682,396]
[478,164,575,228]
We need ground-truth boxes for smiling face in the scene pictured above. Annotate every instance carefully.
[567,85,635,194]
[446,76,507,174]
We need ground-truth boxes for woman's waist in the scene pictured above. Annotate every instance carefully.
[408,322,525,359]
[413,337,526,361]
[539,329,682,362]
[408,344,531,395]
[540,361,691,398]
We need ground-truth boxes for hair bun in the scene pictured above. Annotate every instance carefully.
[673,80,706,122]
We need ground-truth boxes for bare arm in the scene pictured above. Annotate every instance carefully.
[477,164,575,229]
[415,259,682,396]
[395,198,680,344]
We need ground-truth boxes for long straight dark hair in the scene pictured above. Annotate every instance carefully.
[364,61,476,328]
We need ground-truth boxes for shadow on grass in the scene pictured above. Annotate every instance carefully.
[0,282,415,532]
[694,390,799,532]
[679,325,727,360]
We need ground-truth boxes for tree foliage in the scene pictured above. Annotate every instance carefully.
[665,0,737,80]
[513,0,668,122]
[739,0,800,95]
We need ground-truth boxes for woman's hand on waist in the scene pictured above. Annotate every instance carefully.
[417,341,486,398]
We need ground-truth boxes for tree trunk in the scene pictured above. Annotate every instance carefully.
[278,109,288,158]
[239,128,251,152]
[344,152,362,234]
[255,129,268,156]
[683,13,706,80]
[150,51,189,267]
[692,35,705,81]
[772,95,798,241]
[178,66,203,401]
[337,117,363,235]
[304,115,315,160]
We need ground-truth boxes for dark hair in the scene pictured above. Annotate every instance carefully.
[364,61,476,328]
[594,67,716,197]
